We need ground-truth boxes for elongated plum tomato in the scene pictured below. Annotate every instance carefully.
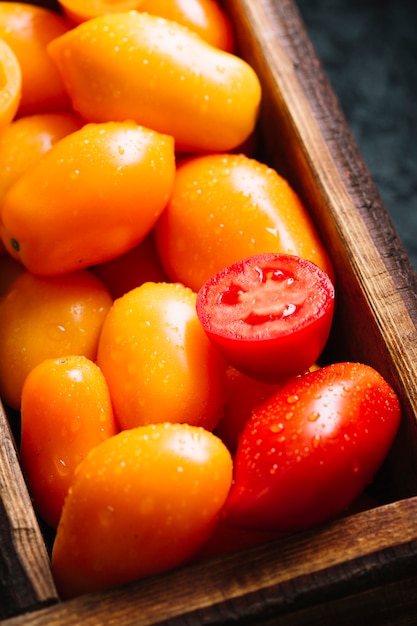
[52,423,233,599]
[0,112,83,205]
[97,282,227,431]
[155,154,335,292]
[47,11,261,153]
[196,254,335,383]
[0,121,175,275]
[20,355,118,529]
[58,0,235,53]
[0,39,21,131]
[0,2,71,115]
[223,362,401,532]
[0,269,112,410]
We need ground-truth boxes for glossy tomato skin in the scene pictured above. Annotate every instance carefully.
[138,0,235,52]
[0,269,112,410]
[196,254,335,383]
[0,3,71,115]
[20,355,118,529]
[52,423,233,598]
[0,121,176,275]
[0,38,21,131]
[97,282,227,432]
[223,362,401,532]
[155,154,335,292]
[48,12,261,153]
[0,112,83,204]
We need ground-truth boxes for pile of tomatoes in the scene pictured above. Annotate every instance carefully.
[0,0,401,600]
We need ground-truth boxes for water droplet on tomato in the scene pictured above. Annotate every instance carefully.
[270,422,284,433]
[307,412,320,422]
[54,456,70,477]
[99,504,115,528]
[287,394,299,404]
[312,435,321,448]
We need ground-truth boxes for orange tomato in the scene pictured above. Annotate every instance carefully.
[58,0,234,52]
[0,112,83,204]
[0,269,112,410]
[0,252,24,296]
[138,0,235,52]
[20,355,119,529]
[52,423,233,598]
[57,0,143,24]
[0,121,176,275]
[0,38,21,130]
[90,231,168,300]
[48,11,261,153]
[97,281,227,432]
[0,2,71,115]
[155,153,335,292]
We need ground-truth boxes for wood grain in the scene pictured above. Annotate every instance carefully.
[0,403,58,620]
[1,0,417,623]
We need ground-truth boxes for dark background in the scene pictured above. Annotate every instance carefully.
[295,0,417,269]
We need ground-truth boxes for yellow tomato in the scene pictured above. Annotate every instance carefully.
[0,269,112,409]
[0,121,176,275]
[48,11,261,153]
[97,281,227,431]
[155,153,335,292]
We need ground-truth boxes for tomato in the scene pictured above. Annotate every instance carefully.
[155,154,335,293]
[214,366,283,453]
[91,231,168,300]
[0,121,176,275]
[20,355,119,529]
[51,422,233,598]
[0,112,83,205]
[57,0,143,24]
[0,38,21,130]
[0,2,71,115]
[223,362,401,532]
[97,281,227,432]
[0,253,24,296]
[138,0,235,52]
[47,11,261,153]
[196,254,335,383]
[0,269,112,410]
[58,0,235,53]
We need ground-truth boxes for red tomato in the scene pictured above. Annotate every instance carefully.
[214,366,283,453]
[97,281,227,432]
[223,362,401,532]
[20,355,119,529]
[196,253,335,382]
[48,11,261,153]
[0,121,176,275]
[52,423,233,598]
[155,153,335,292]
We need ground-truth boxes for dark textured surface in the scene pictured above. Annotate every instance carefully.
[296,0,417,269]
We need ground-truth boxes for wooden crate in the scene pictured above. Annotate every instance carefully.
[2,0,417,623]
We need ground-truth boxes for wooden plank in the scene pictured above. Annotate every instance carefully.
[1,497,417,625]
[0,403,58,620]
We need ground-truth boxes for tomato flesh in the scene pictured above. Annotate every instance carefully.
[196,253,335,382]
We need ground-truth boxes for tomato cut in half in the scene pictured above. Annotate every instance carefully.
[196,253,335,382]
